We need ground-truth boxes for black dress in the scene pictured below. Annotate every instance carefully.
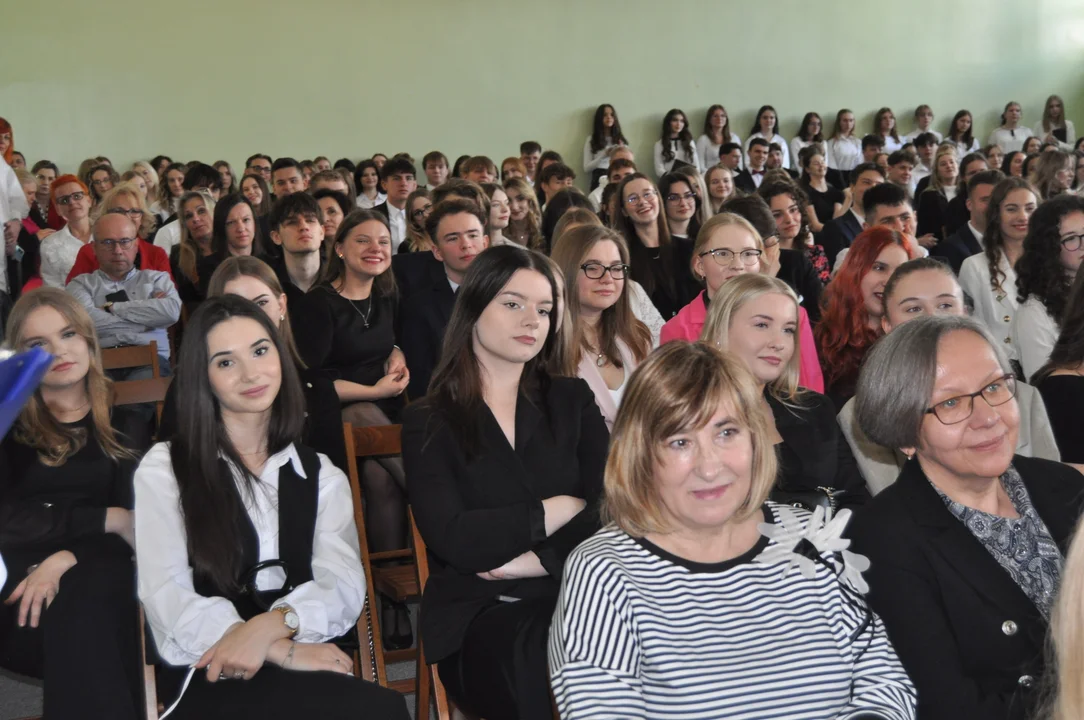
[803,181,844,227]
[776,248,824,324]
[169,245,206,305]
[1035,374,1084,463]
[0,417,142,719]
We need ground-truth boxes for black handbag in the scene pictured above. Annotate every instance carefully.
[769,486,842,514]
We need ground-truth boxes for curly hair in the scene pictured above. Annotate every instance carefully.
[816,227,913,392]
[659,109,695,164]
[983,177,1038,294]
[1015,193,1084,321]
[757,179,813,249]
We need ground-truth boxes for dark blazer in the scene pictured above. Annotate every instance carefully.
[933,223,983,275]
[915,175,931,198]
[917,187,951,241]
[400,272,456,400]
[849,455,1084,720]
[392,251,443,301]
[371,202,389,220]
[776,248,823,323]
[403,377,609,663]
[734,169,762,194]
[767,391,868,509]
[819,210,864,268]
[944,191,969,237]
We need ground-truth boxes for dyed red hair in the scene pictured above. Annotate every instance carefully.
[0,117,12,165]
[816,227,913,392]
[50,174,88,204]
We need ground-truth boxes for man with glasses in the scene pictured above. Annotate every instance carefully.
[400,199,489,399]
[65,188,174,285]
[245,153,273,183]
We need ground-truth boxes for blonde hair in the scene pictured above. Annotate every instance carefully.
[131,160,159,195]
[703,164,734,212]
[928,144,959,193]
[552,207,602,243]
[602,341,778,536]
[93,181,156,238]
[690,212,764,284]
[1048,514,1084,720]
[700,274,804,405]
[5,288,132,465]
[177,190,216,283]
[502,177,544,250]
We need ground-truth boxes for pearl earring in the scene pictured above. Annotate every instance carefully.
[280,314,285,322]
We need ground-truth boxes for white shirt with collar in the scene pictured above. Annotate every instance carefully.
[66,267,181,356]
[1012,296,1060,380]
[386,203,407,253]
[968,221,985,250]
[826,136,862,171]
[988,126,1033,154]
[0,158,30,294]
[356,192,386,210]
[153,218,181,251]
[134,441,366,667]
[744,132,789,169]
[40,226,91,288]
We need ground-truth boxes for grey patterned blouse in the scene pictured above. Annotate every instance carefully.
[933,465,1063,618]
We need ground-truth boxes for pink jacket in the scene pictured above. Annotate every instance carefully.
[659,291,825,393]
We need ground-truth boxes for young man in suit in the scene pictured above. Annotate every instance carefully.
[819,162,885,267]
[400,198,489,399]
[766,143,799,180]
[372,157,418,253]
[734,138,770,193]
[271,157,308,198]
[934,169,1002,274]
[886,150,918,195]
[718,142,743,171]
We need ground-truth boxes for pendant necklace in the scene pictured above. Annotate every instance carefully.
[340,290,373,329]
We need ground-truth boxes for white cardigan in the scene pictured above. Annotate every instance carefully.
[1012,295,1060,380]
[1033,120,1077,152]
[958,252,1019,360]
[653,139,701,178]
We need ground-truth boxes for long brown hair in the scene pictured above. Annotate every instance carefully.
[502,177,544,250]
[982,177,1037,294]
[177,190,216,283]
[614,173,674,299]
[6,289,132,465]
[550,226,651,376]
[320,209,397,299]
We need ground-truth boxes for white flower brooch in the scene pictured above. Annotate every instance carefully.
[755,504,871,595]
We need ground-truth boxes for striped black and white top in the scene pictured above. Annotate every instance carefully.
[549,503,917,719]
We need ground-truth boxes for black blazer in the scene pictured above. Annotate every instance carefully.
[944,191,969,237]
[819,211,863,268]
[371,201,390,220]
[776,248,823,323]
[399,273,456,400]
[392,251,443,301]
[917,187,951,241]
[849,456,1084,720]
[767,392,868,509]
[734,169,762,194]
[403,377,609,663]
[933,224,982,275]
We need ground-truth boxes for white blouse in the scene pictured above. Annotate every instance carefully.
[827,136,862,171]
[134,442,366,667]
[653,139,702,178]
[989,127,1034,154]
[628,279,664,346]
[949,137,981,159]
[583,137,623,174]
[39,226,90,288]
[958,253,1020,360]
[744,132,789,169]
[789,138,822,171]
[356,191,386,210]
[1033,120,1077,152]
[695,132,742,173]
[903,128,943,144]
[1012,295,1060,380]
[880,134,904,154]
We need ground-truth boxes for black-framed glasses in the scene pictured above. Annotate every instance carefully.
[1060,233,1083,252]
[411,205,432,220]
[580,262,629,280]
[666,191,697,204]
[698,248,762,266]
[108,207,144,219]
[56,191,86,206]
[925,374,1017,425]
[98,237,136,250]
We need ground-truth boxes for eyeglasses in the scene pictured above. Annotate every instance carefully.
[98,237,136,250]
[411,205,432,220]
[666,191,697,204]
[56,191,86,206]
[925,374,1016,425]
[698,248,763,266]
[108,207,144,219]
[625,189,658,205]
[580,262,629,280]
[1060,233,1084,252]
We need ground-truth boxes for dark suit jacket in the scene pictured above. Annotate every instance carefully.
[371,201,389,219]
[403,377,609,663]
[933,223,982,274]
[776,248,823,323]
[944,192,969,237]
[917,188,951,240]
[915,175,931,198]
[400,273,456,400]
[767,391,868,509]
[849,455,1084,720]
[819,211,863,268]
[392,250,443,301]
[734,169,762,194]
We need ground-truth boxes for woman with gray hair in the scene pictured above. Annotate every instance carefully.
[849,314,1084,720]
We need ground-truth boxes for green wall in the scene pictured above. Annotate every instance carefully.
[3,0,1084,182]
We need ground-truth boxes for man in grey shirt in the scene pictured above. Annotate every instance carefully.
[67,212,181,371]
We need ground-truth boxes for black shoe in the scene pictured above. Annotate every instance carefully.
[382,601,413,650]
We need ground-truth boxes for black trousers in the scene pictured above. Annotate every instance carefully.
[0,539,142,720]
[437,595,557,720]
[158,663,409,720]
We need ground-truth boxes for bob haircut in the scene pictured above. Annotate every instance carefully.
[701,273,803,405]
[854,315,1012,450]
[93,181,157,238]
[602,341,777,537]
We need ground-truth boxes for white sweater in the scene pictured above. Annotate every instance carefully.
[653,139,701,178]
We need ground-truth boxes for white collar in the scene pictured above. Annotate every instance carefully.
[219,443,308,479]
[967,221,984,242]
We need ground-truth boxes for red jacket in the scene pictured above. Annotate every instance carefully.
[65,239,174,285]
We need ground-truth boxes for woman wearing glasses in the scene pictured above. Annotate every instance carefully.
[39,175,93,288]
[850,315,1083,719]
[1011,194,1084,379]
[550,225,653,430]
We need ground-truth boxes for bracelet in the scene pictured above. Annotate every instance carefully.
[285,641,296,668]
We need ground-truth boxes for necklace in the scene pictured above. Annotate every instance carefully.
[339,289,373,329]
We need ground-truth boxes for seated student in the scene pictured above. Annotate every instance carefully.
[886,149,917,194]
[1034,271,1084,463]
[462,156,498,185]
[401,199,489,400]
[353,160,386,210]
[403,245,608,720]
[718,140,744,172]
[705,164,737,213]
[134,295,408,720]
[873,107,904,153]
[734,137,770,193]
[789,112,823,172]
[990,101,1034,153]
[550,225,652,429]
[196,192,264,296]
[849,315,1082,720]
[587,153,636,211]
[500,157,526,182]
[916,145,961,243]
[838,259,1060,495]
[861,133,886,164]
[267,192,324,320]
[538,162,576,209]
[503,176,545,251]
[298,160,316,184]
[696,104,741,174]
[550,341,916,719]
[399,188,433,253]
[818,162,885,267]
[270,157,308,198]
[152,164,224,251]
[39,175,93,288]
[169,190,216,305]
[533,150,565,205]
[659,171,703,248]
[704,273,867,508]
[935,152,990,237]
[312,188,351,246]
[65,182,173,284]
[308,169,356,207]
[540,188,593,253]
[766,142,798,180]
[1012,193,1084,379]
[371,156,417,252]
[743,105,789,168]
[654,108,701,177]
[240,173,271,220]
[911,132,938,186]
[817,227,914,409]
[758,179,830,283]
[422,150,449,189]
[519,140,542,185]
[0,289,143,720]
[935,169,1003,273]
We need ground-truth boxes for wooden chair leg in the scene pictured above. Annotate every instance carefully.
[415,633,431,719]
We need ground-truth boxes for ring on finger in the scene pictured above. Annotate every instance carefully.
[234,670,245,679]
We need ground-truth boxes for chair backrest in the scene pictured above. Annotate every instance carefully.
[111,376,172,423]
[102,341,160,378]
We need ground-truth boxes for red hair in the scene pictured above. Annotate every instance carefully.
[50,174,88,204]
[816,227,913,392]
[0,117,12,165]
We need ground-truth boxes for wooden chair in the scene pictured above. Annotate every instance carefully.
[101,341,161,378]
[408,508,454,720]
[342,422,423,697]
[111,376,172,424]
